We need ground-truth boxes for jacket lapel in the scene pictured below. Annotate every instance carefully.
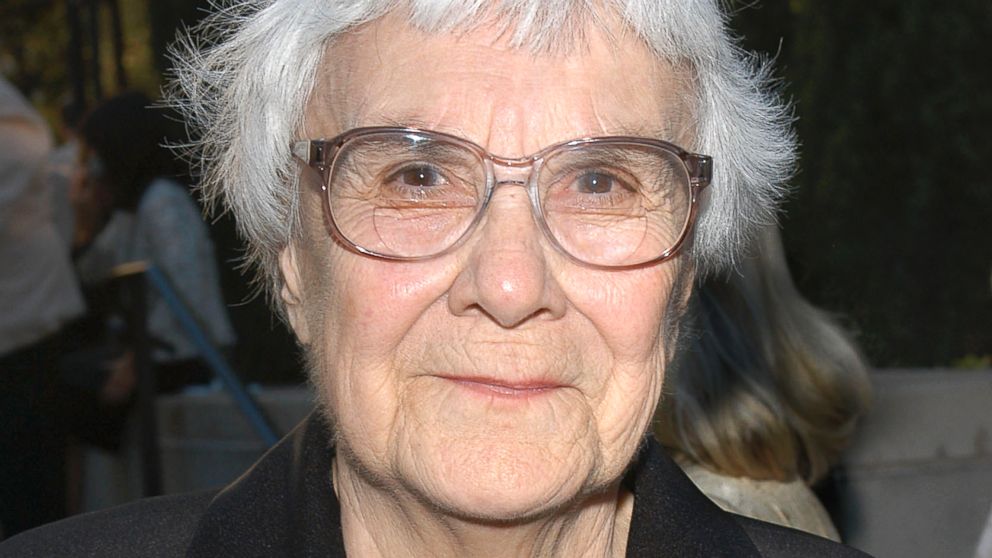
[625,437,762,557]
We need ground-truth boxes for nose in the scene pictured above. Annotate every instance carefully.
[447,185,566,328]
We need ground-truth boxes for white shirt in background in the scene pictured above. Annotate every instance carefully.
[0,76,85,356]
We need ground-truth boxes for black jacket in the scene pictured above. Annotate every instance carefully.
[1,413,871,557]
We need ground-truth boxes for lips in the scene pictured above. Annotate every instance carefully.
[438,375,566,398]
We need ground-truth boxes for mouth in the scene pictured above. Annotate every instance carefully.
[436,375,566,399]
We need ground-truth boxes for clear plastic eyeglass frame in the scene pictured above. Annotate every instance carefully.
[291,126,712,270]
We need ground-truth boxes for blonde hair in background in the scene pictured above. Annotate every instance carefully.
[656,225,872,484]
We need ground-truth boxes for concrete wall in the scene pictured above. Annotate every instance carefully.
[81,369,992,557]
[838,369,992,558]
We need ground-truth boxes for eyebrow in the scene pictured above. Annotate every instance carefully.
[608,125,674,140]
[375,116,672,140]
[377,116,447,132]
[360,110,690,152]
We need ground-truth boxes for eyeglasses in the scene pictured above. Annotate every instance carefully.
[292,127,712,269]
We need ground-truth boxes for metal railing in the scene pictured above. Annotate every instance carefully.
[112,262,279,496]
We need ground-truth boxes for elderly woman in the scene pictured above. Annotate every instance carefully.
[2,1,871,556]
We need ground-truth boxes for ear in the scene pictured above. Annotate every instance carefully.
[661,260,696,361]
[677,264,696,312]
[279,243,311,345]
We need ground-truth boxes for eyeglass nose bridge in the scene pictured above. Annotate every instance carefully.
[485,153,542,182]
[479,155,546,214]
[470,156,566,261]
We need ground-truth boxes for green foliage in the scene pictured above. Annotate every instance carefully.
[0,0,159,131]
[952,354,992,369]
[731,0,992,366]
[0,0,71,121]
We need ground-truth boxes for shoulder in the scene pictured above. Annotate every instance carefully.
[625,438,872,558]
[733,515,872,558]
[0,490,216,558]
[139,179,197,211]
[136,179,207,236]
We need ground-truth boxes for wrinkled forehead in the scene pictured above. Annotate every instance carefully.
[303,8,695,154]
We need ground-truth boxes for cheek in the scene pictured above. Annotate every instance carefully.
[565,268,675,364]
[560,267,678,464]
[306,253,461,449]
[322,258,459,355]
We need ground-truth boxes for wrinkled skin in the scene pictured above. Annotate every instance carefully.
[281,13,695,558]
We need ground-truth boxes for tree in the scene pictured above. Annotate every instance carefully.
[732,0,992,366]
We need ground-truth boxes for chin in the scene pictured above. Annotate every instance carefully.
[396,424,600,522]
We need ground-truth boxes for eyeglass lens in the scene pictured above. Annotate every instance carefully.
[327,130,692,267]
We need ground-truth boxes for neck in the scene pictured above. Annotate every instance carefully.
[333,455,634,558]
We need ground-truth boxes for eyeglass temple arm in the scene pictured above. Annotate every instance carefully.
[291,140,330,170]
[687,155,713,189]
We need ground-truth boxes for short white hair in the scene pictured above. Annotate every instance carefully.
[168,0,795,314]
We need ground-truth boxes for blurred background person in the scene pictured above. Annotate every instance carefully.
[0,75,86,538]
[72,91,234,396]
[40,101,87,246]
[655,224,873,541]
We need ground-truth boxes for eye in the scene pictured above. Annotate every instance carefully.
[389,165,447,188]
[574,172,626,194]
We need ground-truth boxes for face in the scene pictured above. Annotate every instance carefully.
[282,14,694,522]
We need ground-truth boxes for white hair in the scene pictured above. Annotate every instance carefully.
[167,0,796,314]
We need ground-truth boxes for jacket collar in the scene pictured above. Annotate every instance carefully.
[624,437,761,557]
[187,412,759,557]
